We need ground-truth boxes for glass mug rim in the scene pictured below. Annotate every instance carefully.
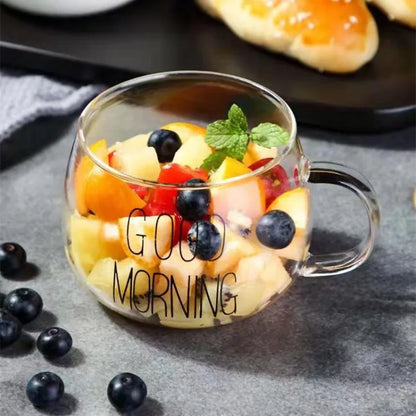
[77,70,298,190]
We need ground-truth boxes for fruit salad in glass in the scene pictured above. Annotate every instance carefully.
[65,99,309,329]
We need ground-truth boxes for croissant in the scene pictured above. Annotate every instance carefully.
[196,0,379,73]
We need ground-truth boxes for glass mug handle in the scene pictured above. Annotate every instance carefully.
[302,161,380,277]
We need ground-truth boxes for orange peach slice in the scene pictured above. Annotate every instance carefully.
[267,188,310,231]
[85,165,145,221]
[74,139,108,215]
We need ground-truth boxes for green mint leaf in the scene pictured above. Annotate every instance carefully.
[228,104,248,132]
[201,150,228,172]
[227,133,248,161]
[250,123,290,148]
[205,118,248,160]
[205,120,235,149]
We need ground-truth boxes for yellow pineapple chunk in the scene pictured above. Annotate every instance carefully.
[173,136,212,169]
[118,215,174,268]
[70,214,125,275]
[205,218,258,275]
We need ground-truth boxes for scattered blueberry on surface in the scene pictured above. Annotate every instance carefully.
[256,210,295,249]
[37,327,73,359]
[0,242,27,276]
[187,220,221,260]
[107,372,147,413]
[148,129,181,163]
[176,179,211,221]
[26,372,64,408]
[3,288,43,324]
[0,309,22,348]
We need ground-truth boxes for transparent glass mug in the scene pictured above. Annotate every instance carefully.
[63,71,380,329]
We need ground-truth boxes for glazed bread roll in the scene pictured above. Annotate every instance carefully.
[196,0,379,73]
[368,0,416,28]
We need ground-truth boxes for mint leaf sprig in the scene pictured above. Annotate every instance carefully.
[201,104,290,172]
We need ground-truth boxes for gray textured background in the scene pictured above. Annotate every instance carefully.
[0,114,415,416]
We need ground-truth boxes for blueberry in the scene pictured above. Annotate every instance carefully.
[0,293,5,308]
[147,129,181,163]
[0,309,22,348]
[176,179,211,221]
[107,372,147,413]
[0,242,27,276]
[37,327,73,359]
[26,372,64,408]
[256,210,295,249]
[187,221,221,260]
[4,288,43,324]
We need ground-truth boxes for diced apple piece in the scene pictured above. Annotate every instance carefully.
[87,257,155,300]
[211,158,265,221]
[70,214,125,275]
[74,139,108,215]
[245,142,277,164]
[205,218,258,275]
[118,215,174,268]
[109,133,150,153]
[275,233,309,261]
[267,188,310,232]
[111,145,160,181]
[157,243,205,300]
[161,122,206,144]
[229,252,292,316]
[173,136,212,169]
[84,165,146,221]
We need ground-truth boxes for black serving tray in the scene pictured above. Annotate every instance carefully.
[1,0,415,132]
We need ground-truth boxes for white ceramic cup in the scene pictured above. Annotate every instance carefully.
[2,0,136,17]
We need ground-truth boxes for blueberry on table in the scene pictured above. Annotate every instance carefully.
[37,327,73,359]
[0,242,27,276]
[107,372,147,413]
[3,288,43,324]
[148,129,182,163]
[26,372,64,408]
[256,210,295,249]
[176,179,211,221]
[187,220,221,260]
[0,309,22,348]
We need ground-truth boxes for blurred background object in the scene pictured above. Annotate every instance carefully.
[2,0,137,17]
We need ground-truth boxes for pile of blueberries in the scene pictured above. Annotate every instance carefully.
[0,242,147,413]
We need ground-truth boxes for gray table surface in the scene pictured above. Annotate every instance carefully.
[0,116,415,416]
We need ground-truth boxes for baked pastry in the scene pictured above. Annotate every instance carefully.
[368,0,416,28]
[195,0,379,73]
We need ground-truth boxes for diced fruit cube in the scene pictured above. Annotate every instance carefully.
[160,122,206,144]
[74,139,108,215]
[210,157,251,182]
[108,133,150,153]
[173,136,212,169]
[274,233,309,261]
[70,214,125,274]
[267,188,310,231]
[118,215,174,268]
[158,243,205,300]
[245,142,277,164]
[87,257,156,300]
[84,165,146,221]
[210,158,265,221]
[231,252,292,315]
[110,145,160,181]
[205,218,258,275]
